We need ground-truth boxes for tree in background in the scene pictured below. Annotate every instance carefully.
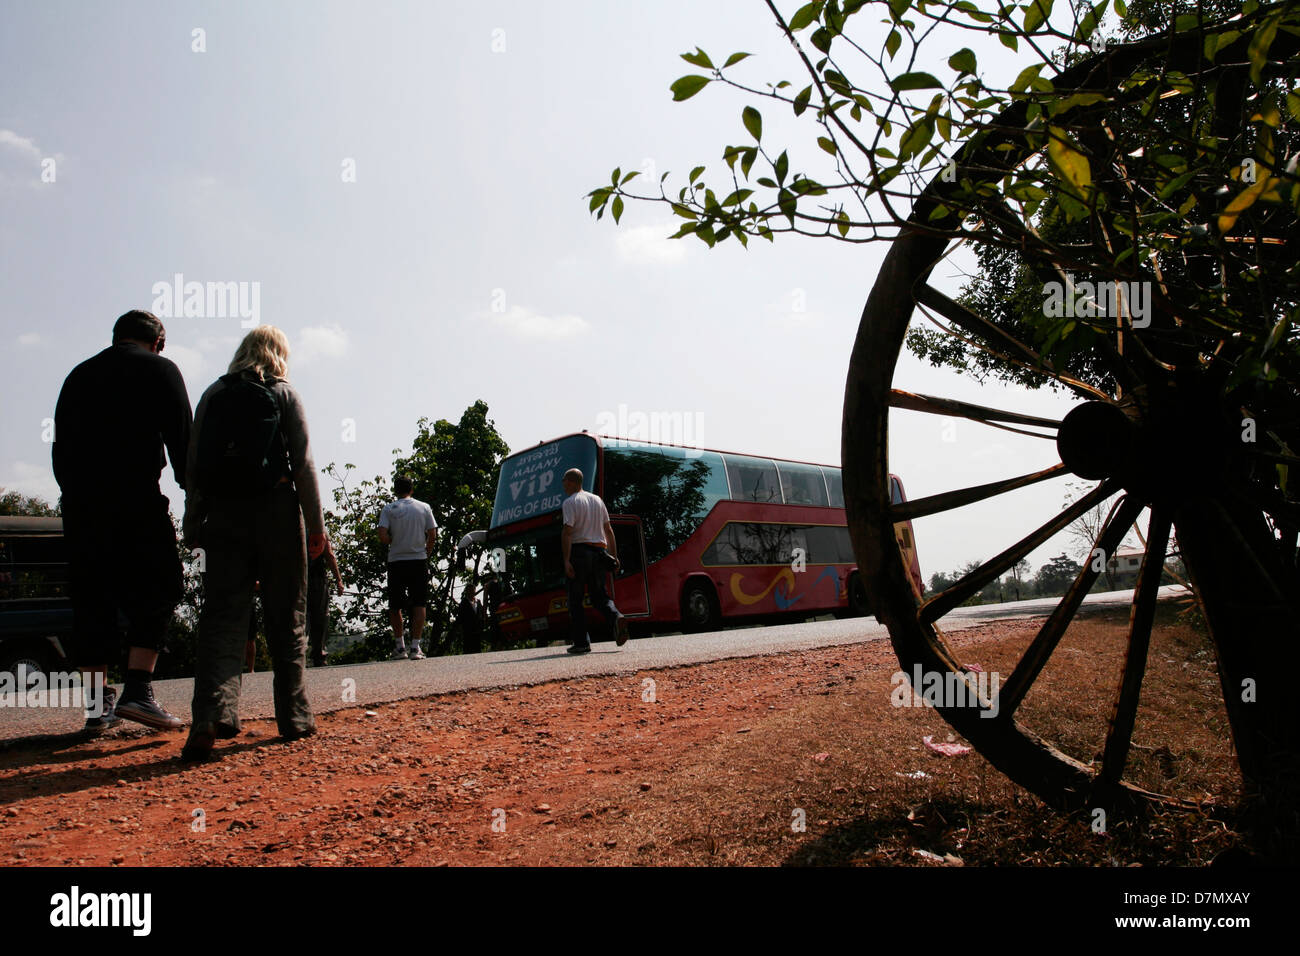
[324,400,509,660]
[0,489,59,516]
[1036,553,1084,596]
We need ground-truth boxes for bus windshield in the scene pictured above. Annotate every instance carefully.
[495,526,565,601]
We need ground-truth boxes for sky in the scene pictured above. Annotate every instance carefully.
[0,0,1132,582]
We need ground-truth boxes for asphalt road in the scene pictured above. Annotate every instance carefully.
[0,587,1176,742]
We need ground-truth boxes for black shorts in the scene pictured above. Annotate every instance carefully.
[63,491,183,665]
[387,560,429,610]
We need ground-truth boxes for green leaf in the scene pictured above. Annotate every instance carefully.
[836,209,850,236]
[886,29,902,59]
[1157,169,1197,200]
[793,85,813,116]
[611,167,621,186]
[1011,64,1043,92]
[777,188,797,223]
[689,165,706,184]
[1046,126,1092,202]
[1024,0,1053,33]
[811,27,833,53]
[1075,0,1109,44]
[723,51,752,68]
[757,176,778,188]
[890,71,943,91]
[611,195,624,223]
[620,170,640,185]
[948,48,976,75]
[899,118,934,160]
[721,188,754,206]
[680,47,713,69]
[1218,176,1269,233]
[669,222,699,239]
[998,30,1019,51]
[774,150,789,185]
[1047,92,1107,116]
[741,148,757,179]
[888,0,911,21]
[789,1,822,32]
[818,136,838,155]
[670,75,710,101]
[1247,14,1279,86]
[743,105,763,142]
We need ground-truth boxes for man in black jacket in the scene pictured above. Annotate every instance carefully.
[53,310,192,732]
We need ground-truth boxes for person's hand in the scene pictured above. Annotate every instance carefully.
[308,533,328,560]
[565,560,575,578]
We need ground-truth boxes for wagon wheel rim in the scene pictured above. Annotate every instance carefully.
[843,22,1300,816]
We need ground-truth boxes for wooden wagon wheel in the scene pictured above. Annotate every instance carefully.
[843,19,1300,820]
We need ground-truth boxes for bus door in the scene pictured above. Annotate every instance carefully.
[609,516,650,617]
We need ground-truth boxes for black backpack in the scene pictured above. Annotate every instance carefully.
[194,372,289,497]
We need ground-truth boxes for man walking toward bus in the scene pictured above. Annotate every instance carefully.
[378,476,437,659]
[560,468,629,654]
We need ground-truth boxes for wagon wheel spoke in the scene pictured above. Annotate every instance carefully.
[891,463,1067,522]
[913,283,1114,402]
[1097,509,1173,788]
[919,479,1120,623]
[998,495,1147,719]
[888,389,1060,430]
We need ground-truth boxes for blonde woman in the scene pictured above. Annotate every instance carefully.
[180,326,329,760]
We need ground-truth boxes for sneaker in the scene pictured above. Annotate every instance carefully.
[115,685,185,731]
[566,643,591,655]
[408,645,425,660]
[615,614,630,647]
[83,686,121,734]
[390,646,408,661]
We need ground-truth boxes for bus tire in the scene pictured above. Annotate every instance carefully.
[846,572,870,617]
[680,580,720,634]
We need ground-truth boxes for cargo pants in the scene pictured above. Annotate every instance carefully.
[190,485,314,738]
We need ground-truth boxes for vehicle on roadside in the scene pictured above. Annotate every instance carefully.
[0,516,74,677]
[480,432,922,645]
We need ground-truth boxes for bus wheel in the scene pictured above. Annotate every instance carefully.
[680,581,720,633]
[846,572,869,617]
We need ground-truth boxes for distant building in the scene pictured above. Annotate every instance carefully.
[1106,548,1148,590]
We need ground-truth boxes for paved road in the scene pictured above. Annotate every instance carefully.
[0,587,1176,742]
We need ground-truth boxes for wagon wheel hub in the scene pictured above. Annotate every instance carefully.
[1056,392,1238,505]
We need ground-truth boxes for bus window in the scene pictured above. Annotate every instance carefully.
[602,442,728,562]
[723,455,782,504]
[777,461,829,507]
[823,468,844,508]
[890,477,904,506]
[611,523,644,577]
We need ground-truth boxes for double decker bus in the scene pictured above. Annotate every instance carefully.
[485,432,922,644]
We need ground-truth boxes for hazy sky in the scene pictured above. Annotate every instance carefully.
[0,1,1127,582]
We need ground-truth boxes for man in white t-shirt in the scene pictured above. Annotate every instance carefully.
[560,467,629,654]
[377,475,438,660]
